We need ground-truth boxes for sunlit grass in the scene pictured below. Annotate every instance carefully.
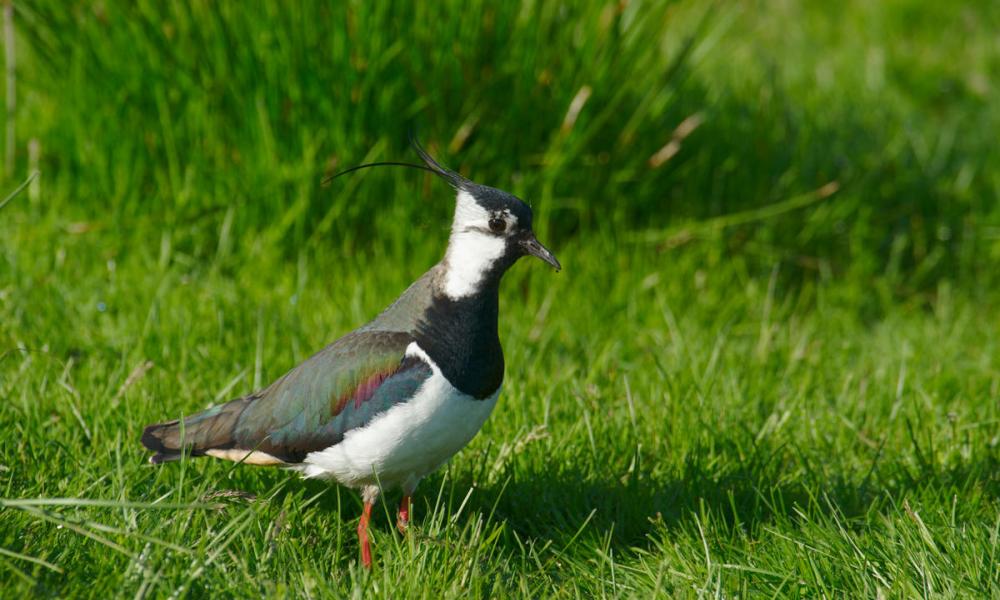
[2,0,999,597]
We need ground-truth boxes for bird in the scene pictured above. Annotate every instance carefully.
[140,138,561,568]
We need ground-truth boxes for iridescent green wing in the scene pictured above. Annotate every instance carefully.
[227,330,430,462]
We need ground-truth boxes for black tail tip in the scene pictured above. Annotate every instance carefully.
[141,423,167,452]
[141,422,182,464]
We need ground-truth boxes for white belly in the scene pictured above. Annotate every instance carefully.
[299,343,499,492]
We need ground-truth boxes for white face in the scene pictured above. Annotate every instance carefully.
[442,190,518,299]
[451,189,519,235]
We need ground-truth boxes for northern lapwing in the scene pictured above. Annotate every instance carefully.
[141,139,560,568]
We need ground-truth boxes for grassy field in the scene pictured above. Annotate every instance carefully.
[2,1,1000,597]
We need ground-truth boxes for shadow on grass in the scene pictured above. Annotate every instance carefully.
[424,443,1000,556]
[216,435,999,564]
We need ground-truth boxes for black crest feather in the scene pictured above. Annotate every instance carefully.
[322,133,470,189]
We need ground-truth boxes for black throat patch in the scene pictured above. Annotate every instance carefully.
[413,284,504,400]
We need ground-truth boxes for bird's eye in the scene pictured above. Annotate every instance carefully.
[488,217,506,233]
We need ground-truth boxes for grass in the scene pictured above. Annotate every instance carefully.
[2,0,1000,597]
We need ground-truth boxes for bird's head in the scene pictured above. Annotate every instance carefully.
[411,140,560,299]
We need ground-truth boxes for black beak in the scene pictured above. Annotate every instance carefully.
[520,234,561,271]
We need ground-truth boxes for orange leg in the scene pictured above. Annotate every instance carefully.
[397,495,411,534]
[357,500,374,568]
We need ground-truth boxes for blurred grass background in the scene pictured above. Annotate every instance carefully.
[2,0,1000,597]
[13,0,1000,294]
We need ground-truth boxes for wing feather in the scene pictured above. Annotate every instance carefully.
[234,330,429,461]
[142,330,432,464]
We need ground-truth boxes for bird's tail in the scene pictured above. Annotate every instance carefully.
[141,396,254,464]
